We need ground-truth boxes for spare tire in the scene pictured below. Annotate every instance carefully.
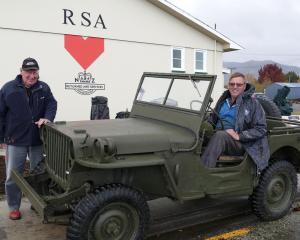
[255,94,281,118]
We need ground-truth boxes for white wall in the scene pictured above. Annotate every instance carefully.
[0,0,226,121]
[0,0,225,51]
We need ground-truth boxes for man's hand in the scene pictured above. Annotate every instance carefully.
[35,118,50,128]
[226,129,240,141]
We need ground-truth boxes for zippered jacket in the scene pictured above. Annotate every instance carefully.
[209,83,270,170]
[0,75,57,146]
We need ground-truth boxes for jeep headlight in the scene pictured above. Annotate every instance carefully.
[93,137,116,163]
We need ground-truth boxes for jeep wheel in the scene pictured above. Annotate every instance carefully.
[67,185,150,240]
[251,161,297,221]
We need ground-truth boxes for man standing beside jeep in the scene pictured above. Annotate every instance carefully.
[202,72,269,170]
[0,58,57,220]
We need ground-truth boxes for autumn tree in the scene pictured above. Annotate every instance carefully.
[284,71,299,83]
[258,64,285,83]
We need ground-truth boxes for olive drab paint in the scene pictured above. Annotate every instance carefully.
[11,73,300,238]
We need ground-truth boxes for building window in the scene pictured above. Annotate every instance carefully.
[194,49,207,73]
[172,47,185,71]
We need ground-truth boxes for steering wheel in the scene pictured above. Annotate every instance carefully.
[190,100,203,111]
[190,100,225,130]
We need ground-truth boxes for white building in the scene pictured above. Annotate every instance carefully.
[0,0,241,121]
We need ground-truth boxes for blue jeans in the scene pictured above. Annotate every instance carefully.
[5,145,43,211]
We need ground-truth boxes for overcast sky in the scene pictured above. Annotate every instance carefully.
[168,0,300,67]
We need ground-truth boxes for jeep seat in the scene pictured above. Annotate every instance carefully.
[216,155,244,167]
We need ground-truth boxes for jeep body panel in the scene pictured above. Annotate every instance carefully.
[39,73,256,200]
[45,117,195,155]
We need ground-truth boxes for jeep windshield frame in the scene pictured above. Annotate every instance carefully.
[131,72,216,140]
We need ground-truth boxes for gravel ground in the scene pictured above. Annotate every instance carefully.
[0,196,300,240]
[0,177,299,240]
[0,197,66,240]
[231,211,300,240]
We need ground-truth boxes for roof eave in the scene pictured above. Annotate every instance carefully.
[148,0,243,52]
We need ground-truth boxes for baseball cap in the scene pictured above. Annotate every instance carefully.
[22,57,39,70]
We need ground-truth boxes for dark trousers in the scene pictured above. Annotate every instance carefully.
[201,131,245,168]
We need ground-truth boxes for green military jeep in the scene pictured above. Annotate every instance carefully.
[12,73,299,240]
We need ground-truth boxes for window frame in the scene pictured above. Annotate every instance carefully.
[171,47,185,72]
[194,49,207,73]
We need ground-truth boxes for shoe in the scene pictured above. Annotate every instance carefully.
[9,210,21,220]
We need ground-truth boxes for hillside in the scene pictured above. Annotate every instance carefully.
[224,60,300,78]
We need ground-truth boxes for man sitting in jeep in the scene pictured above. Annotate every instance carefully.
[202,72,269,170]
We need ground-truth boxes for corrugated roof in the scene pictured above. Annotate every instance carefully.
[273,83,300,88]
[147,0,243,52]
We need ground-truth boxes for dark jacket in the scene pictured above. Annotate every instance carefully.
[0,75,57,146]
[209,83,270,170]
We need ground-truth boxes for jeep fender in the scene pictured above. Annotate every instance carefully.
[71,154,180,199]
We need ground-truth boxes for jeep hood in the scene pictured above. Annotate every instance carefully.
[50,118,195,154]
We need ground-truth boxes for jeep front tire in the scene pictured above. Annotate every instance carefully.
[67,185,150,240]
[251,160,297,221]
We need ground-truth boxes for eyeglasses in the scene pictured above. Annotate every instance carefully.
[229,82,245,87]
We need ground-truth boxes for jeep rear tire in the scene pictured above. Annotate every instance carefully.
[66,185,149,240]
[251,161,297,221]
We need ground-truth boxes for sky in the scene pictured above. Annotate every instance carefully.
[168,0,300,67]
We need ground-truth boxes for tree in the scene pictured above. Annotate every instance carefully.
[258,64,285,83]
[253,79,272,93]
[284,71,299,83]
[244,73,271,93]
[245,73,257,83]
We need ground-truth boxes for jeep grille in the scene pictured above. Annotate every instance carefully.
[43,127,73,187]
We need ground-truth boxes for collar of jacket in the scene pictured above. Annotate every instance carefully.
[15,74,43,93]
